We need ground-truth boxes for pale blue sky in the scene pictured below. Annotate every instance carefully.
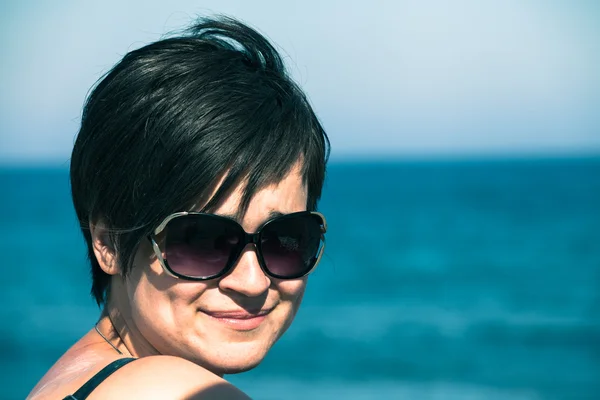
[1,0,599,163]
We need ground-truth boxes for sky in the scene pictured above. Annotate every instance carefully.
[1,0,599,163]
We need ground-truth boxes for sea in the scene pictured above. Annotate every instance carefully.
[0,158,598,399]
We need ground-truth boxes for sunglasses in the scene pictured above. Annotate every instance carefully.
[148,211,327,281]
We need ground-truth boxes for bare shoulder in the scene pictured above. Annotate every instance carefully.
[89,355,251,400]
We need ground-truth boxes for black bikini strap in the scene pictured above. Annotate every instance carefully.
[64,357,136,400]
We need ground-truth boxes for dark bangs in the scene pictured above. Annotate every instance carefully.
[70,16,330,305]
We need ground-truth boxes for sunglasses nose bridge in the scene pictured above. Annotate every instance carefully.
[247,233,263,262]
[224,232,269,281]
[238,232,268,272]
[234,232,262,257]
[247,232,261,245]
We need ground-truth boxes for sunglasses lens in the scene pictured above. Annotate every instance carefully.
[164,216,241,278]
[260,214,324,278]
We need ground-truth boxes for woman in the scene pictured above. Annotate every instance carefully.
[28,15,329,399]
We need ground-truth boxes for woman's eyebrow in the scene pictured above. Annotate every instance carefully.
[266,210,285,220]
[218,209,285,225]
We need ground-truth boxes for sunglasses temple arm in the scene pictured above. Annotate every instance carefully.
[147,235,181,280]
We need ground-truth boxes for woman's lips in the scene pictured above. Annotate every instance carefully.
[202,309,272,331]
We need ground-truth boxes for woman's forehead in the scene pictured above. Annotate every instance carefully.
[191,160,307,213]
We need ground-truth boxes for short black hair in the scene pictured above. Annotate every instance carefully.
[70,16,330,305]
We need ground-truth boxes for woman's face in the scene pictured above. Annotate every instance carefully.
[122,165,309,374]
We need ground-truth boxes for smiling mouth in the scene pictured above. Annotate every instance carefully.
[201,308,273,331]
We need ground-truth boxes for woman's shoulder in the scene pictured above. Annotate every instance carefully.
[87,355,251,399]
[30,354,250,400]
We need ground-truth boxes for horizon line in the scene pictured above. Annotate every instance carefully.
[2,151,600,169]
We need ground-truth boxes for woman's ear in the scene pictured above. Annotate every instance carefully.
[90,220,120,275]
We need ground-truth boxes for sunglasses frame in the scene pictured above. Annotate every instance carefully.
[147,211,327,281]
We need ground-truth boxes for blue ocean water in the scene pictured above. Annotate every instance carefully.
[1,158,599,399]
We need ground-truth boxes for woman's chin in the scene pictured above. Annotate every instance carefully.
[197,343,268,375]
[214,359,263,375]
[177,333,272,375]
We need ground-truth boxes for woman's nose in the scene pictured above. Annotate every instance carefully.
[218,245,271,297]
